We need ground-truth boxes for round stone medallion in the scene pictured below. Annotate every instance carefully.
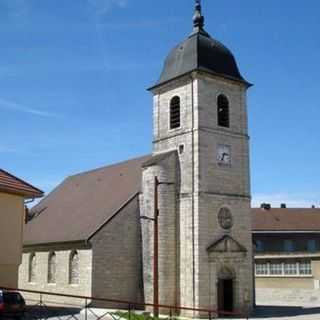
[218,207,233,230]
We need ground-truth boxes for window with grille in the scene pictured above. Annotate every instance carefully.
[256,260,312,277]
[284,261,297,275]
[270,262,282,275]
[48,252,56,284]
[69,251,80,285]
[217,94,230,128]
[170,96,180,129]
[255,262,268,275]
[299,261,312,275]
[29,253,36,283]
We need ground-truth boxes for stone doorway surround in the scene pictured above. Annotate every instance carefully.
[207,235,249,312]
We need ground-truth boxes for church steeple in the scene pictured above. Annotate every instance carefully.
[193,0,204,31]
[150,0,249,90]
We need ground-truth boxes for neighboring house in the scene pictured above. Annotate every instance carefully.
[0,169,43,288]
[252,206,320,305]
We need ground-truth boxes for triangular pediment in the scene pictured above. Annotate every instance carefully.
[207,235,247,253]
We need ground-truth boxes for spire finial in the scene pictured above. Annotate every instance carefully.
[193,0,204,30]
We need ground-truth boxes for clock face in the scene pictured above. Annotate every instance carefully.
[217,144,231,166]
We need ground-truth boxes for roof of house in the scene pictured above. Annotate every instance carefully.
[252,208,320,232]
[0,169,44,198]
[23,155,150,246]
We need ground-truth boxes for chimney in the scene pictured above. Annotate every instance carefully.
[261,203,271,210]
[281,203,287,209]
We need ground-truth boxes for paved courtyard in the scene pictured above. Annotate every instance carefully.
[7,305,319,320]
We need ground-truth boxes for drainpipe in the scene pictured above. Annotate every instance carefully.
[190,74,196,311]
[24,198,35,223]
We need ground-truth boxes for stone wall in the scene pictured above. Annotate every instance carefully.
[256,277,315,290]
[151,74,199,312]
[18,244,92,306]
[149,71,253,315]
[195,74,253,314]
[90,195,144,308]
[256,288,320,307]
[196,195,253,312]
[141,152,178,309]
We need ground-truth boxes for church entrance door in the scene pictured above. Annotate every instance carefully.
[218,279,234,315]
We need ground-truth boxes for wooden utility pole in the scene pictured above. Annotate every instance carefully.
[153,176,159,318]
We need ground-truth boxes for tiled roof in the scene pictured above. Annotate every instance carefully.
[24,155,150,246]
[252,208,320,232]
[0,169,44,198]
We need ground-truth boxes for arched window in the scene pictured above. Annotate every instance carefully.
[170,96,180,129]
[48,252,56,284]
[29,253,36,283]
[217,94,230,128]
[69,251,79,285]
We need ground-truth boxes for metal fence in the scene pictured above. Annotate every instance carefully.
[0,287,246,320]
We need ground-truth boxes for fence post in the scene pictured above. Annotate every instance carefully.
[128,304,131,320]
[169,307,172,320]
[209,311,212,320]
[85,298,88,320]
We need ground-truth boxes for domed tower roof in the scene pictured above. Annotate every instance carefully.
[150,1,250,89]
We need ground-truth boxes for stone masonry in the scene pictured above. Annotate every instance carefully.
[142,70,253,315]
[19,245,92,306]
[19,196,143,308]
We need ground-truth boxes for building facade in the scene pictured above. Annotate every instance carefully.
[253,206,320,306]
[19,2,254,315]
[141,2,253,314]
[0,169,43,288]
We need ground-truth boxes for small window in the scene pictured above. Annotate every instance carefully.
[48,252,56,284]
[29,253,36,283]
[308,240,317,252]
[256,240,264,252]
[69,251,80,285]
[284,240,294,252]
[170,96,180,129]
[217,94,230,128]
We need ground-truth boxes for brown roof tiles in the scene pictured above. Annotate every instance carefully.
[0,169,44,198]
[24,155,150,246]
[252,208,320,232]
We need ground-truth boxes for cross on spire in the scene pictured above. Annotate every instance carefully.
[193,0,204,30]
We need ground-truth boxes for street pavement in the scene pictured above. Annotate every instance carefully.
[4,305,320,320]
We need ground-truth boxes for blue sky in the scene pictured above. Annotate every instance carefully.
[1,0,319,208]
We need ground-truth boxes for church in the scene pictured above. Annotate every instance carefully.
[19,1,254,315]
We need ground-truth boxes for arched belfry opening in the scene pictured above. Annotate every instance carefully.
[217,94,230,128]
[217,266,235,314]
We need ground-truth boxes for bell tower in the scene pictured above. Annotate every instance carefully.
[141,1,253,315]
